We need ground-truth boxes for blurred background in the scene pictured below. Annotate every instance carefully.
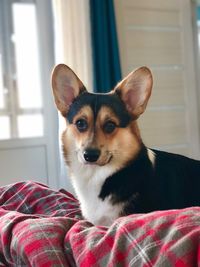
[0,0,200,191]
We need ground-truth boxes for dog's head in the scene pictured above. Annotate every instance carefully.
[51,64,153,169]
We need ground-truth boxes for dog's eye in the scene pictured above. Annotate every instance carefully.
[103,121,117,134]
[75,119,88,132]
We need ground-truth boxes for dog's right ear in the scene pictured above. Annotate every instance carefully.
[51,64,86,116]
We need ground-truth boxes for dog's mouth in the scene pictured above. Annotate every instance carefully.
[78,150,113,166]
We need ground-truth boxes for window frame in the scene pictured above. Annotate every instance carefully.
[0,0,44,139]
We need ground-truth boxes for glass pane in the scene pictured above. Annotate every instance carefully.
[18,114,43,138]
[0,116,10,139]
[12,3,42,109]
[0,54,4,108]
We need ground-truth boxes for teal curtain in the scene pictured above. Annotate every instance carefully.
[89,0,122,93]
[197,6,200,21]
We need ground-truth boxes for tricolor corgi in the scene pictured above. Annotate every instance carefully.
[52,64,200,226]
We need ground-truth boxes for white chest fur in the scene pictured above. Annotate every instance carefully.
[70,162,123,226]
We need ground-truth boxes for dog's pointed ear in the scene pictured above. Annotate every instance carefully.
[115,67,153,118]
[51,64,86,116]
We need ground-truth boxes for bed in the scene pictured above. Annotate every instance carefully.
[0,181,199,266]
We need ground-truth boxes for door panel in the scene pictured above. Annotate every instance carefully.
[0,146,47,186]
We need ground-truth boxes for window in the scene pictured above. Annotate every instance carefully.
[0,0,44,140]
[197,6,200,46]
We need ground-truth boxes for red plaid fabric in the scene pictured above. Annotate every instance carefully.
[0,181,199,267]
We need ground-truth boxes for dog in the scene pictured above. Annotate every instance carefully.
[52,64,200,226]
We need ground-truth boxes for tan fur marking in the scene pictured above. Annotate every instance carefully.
[69,106,95,150]
[62,104,142,169]
[72,106,93,125]
[96,106,120,129]
[92,106,142,168]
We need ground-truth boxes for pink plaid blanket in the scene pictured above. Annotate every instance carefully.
[0,181,199,266]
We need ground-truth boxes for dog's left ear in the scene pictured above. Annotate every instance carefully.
[51,64,86,116]
[115,67,153,118]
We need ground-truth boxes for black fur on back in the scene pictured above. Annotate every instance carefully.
[99,146,200,214]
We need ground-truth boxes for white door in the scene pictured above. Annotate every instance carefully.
[0,0,60,188]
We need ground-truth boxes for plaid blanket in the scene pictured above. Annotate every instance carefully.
[0,181,199,267]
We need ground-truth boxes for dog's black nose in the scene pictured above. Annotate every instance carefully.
[83,148,100,163]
